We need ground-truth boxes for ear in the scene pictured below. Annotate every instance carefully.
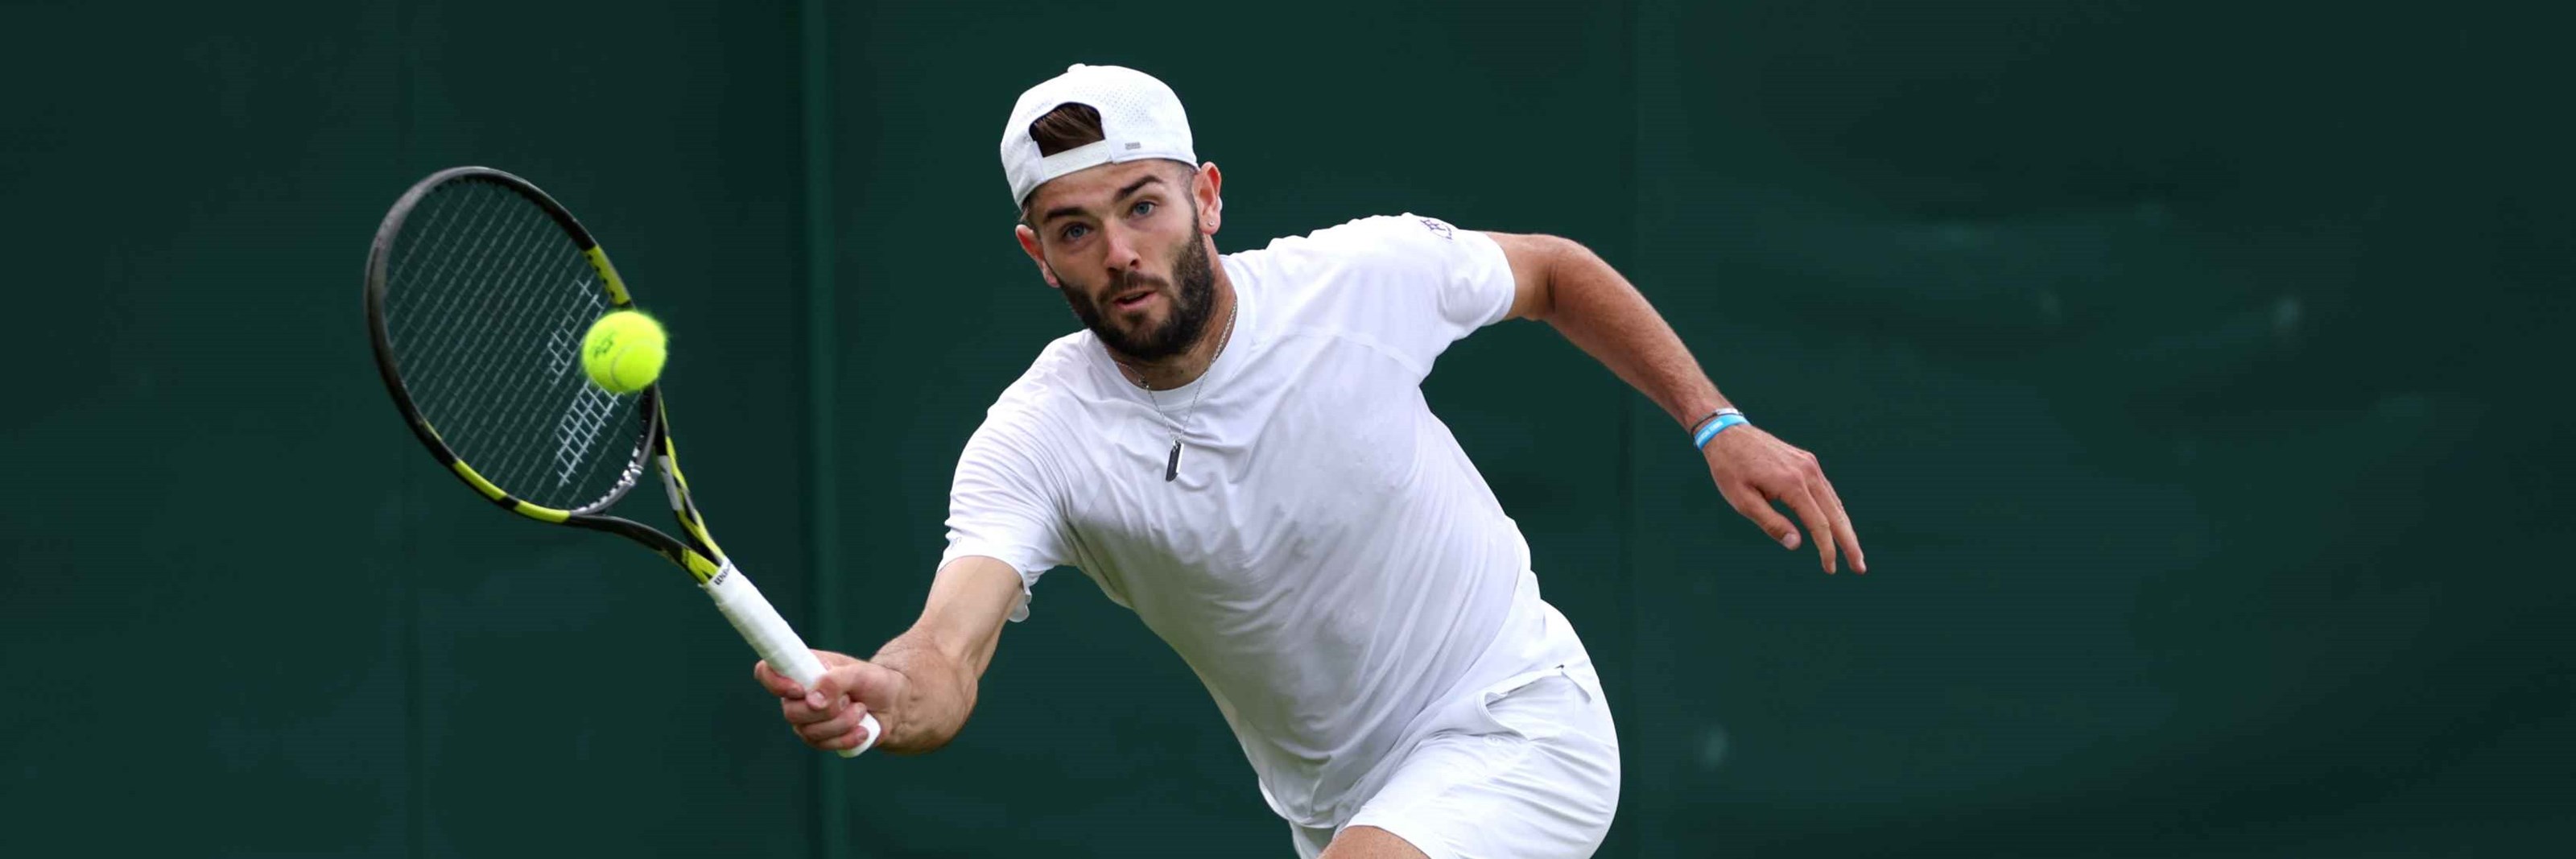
[1191,162,1224,236]
[1013,222,1062,289]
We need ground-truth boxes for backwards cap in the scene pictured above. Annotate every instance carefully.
[999,64,1197,207]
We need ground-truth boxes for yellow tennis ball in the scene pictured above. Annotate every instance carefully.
[580,311,667,394]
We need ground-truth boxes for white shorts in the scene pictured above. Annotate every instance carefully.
[1288,661,1621,859]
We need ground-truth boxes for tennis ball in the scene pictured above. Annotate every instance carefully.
[580,311,667,394]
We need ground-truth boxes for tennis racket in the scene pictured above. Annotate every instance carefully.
[362,166,877,757]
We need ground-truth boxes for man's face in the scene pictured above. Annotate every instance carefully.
[1017,160,1217,361]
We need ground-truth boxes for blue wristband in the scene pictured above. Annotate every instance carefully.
[1693,413,1748,449]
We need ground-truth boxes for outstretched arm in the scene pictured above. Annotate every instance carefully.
[753,555,1026,754]
[1484,231,1867,574]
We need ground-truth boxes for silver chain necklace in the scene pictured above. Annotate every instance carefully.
[1130,299,1239,482]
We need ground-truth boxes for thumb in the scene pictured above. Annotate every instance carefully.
[810,659,897,709]
[840,660,902,708]
[1721,483,1802,551]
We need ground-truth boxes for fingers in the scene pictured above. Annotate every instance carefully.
[1710,429,1865,575]
[1720,482,1802,551]
[773,659,858,728]
[778,674,864,751]
[819,718,877,752]
[1810,470,1866,574]
[1780,481,1841,574]
[792,701,872,747]
[815,659,902,710]
[765,652,888,752]
[809,662,858,711]
[781,683,845,719]
[752,660,805,699]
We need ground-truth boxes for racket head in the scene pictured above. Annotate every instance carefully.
[364,166,658,522]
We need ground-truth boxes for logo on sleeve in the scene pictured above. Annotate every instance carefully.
[1418,217,1455,239]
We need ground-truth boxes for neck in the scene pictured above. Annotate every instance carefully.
[1112,261,1237,390]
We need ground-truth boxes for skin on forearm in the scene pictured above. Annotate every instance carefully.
[1500,233,1729,427]
[867,555,1020,754]
[1488,230,1867,573]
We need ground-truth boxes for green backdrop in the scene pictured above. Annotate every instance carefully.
[3,2,2566,857]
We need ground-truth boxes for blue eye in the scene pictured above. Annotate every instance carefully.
[1061,223,1089,241]
[1131,200,1156,217]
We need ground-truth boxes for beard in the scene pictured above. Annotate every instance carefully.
[1058,227,1219,361]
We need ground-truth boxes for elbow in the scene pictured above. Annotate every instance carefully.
[1528,234,1598,321]
[1549,234,1600,273]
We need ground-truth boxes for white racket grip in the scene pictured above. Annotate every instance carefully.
[701,561,880,758]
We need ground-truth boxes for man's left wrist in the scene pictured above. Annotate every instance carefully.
[1692,408,1748,449]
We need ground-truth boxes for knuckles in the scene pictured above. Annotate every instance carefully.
[782,700,845,725]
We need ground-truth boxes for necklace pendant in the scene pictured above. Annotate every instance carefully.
[1165,440,1182,481]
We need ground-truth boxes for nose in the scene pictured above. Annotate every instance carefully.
[1100,220,1145,278]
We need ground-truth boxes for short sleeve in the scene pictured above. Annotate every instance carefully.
[939,416,1068,622]
[1302,213,1521,371]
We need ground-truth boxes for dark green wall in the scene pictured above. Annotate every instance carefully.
[3,2,2567,857]
[2,2,818,856]
[1623,4,2573,856]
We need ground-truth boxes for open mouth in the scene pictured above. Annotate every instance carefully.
[1110,287,1158,311]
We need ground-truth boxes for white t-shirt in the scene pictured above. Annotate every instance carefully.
[941,213,1574,826]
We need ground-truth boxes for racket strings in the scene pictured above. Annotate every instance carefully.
[382,177,647,512]
[394,197,506,418]
[396,188,536,411]
[400,189,554,446]
[428,182,632,497]
[403,183,632,506]
[423,192,582,460]
[393,184,554,456]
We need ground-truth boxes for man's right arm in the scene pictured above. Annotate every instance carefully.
[754,555,1026,754]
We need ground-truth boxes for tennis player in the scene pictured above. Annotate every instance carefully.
[756,64,1865,859]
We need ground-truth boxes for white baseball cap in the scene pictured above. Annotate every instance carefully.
[999,64,1198,207]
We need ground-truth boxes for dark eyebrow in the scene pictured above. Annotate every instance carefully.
[1114,174,1166,200]
[1039,175,1170,225]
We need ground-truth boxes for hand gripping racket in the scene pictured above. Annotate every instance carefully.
[363,166,877,757]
